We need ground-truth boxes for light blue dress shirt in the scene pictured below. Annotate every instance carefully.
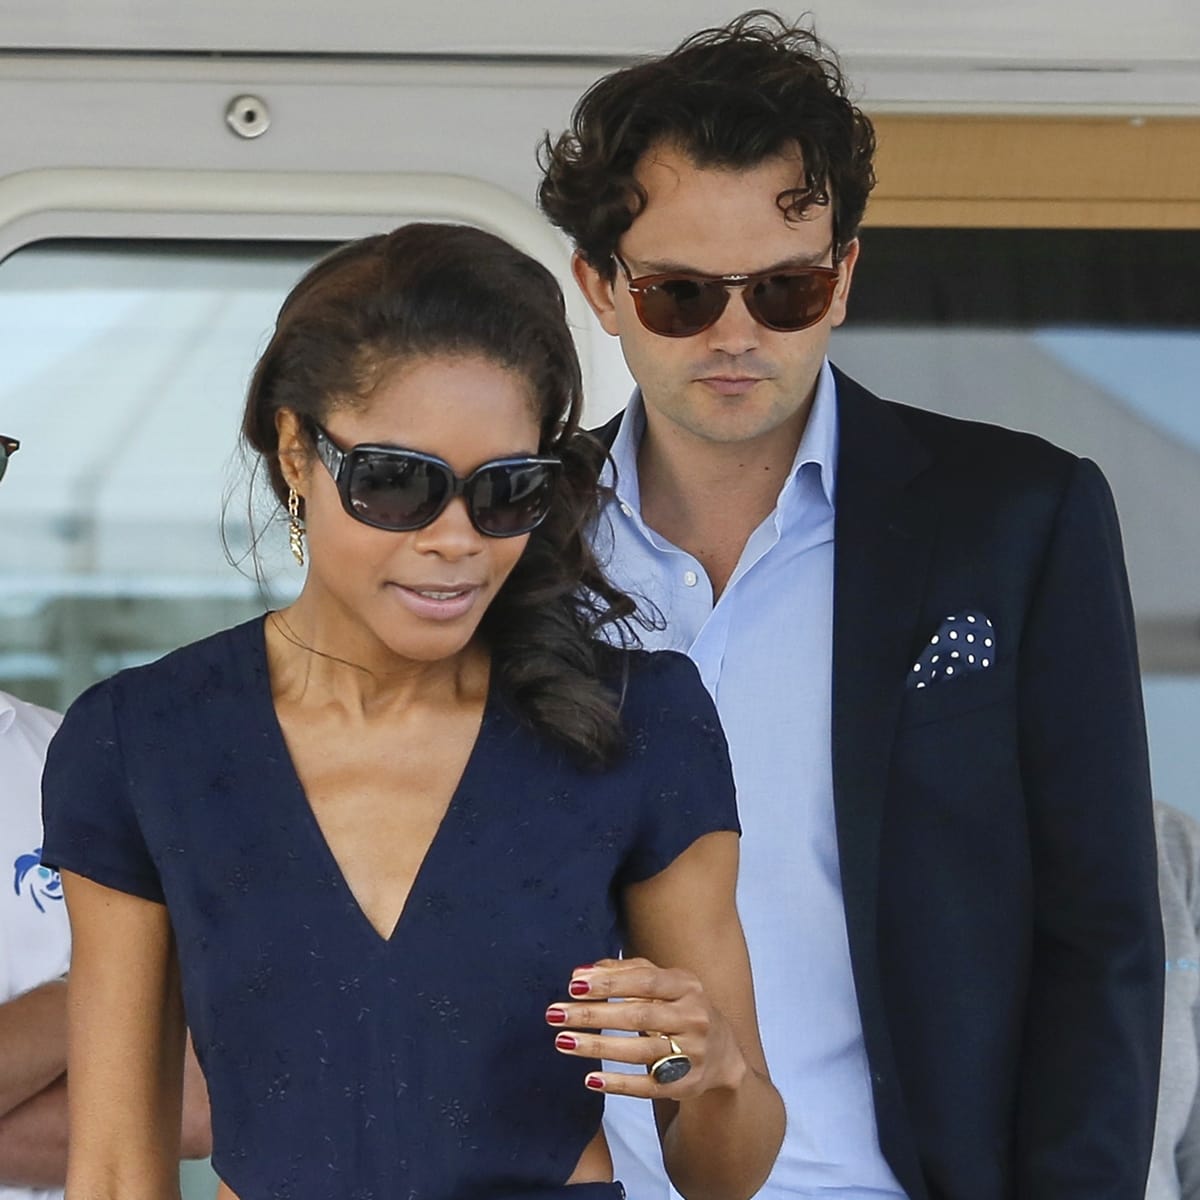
[596,362,907,1199]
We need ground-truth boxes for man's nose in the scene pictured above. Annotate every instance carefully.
[704,285,761,355]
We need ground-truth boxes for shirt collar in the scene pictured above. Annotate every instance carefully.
[603,392,646,511]
[787,357,838,510]
[602,357,839,514]
[0,690,16,736]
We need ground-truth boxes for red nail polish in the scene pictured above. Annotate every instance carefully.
[585,1074,605,1091]
[569,979,590,997]
[555,1033,577,1051]
[575,963,595,971]
[545,1006,568,1025]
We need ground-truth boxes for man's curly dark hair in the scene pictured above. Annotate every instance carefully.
[538,9,876,278]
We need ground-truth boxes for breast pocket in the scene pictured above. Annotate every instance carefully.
[896,658,1017,731]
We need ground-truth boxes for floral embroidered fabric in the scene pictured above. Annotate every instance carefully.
[41,617,738,1200]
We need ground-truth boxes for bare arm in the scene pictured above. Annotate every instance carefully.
[61,869,189,1200]
[549,831,784,1200]
[0,1032,210,1190]
[179,1037,213,1161]
[0,1075,67,1187]
[0,980,66,1117]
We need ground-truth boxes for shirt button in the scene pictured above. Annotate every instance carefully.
[683,570,698,587]
[619,502,633,517]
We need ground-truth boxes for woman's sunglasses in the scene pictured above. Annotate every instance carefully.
[0,436,18,484]
[614,254,841,338]
[308,422,560,538]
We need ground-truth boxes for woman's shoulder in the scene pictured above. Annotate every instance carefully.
[66,617,263,722]
[594,643,706,704]
[591,643,721,751]
[590,645,738,882]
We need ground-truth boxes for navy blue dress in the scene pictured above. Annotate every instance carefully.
[41,617,738,1200]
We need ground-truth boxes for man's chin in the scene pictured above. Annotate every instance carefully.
[676,405,801,448]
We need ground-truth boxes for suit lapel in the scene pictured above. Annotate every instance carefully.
[830,367,935,1069]
[592,411,623,450]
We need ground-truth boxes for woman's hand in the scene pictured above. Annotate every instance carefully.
[557,831,783,1200]
[545,956,748,1098]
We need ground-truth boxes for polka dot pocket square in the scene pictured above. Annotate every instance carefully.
[908,611,995,689]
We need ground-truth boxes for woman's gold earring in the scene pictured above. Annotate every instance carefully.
[287,488,305,567]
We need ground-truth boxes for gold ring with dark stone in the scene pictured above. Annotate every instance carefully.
[649,1035,692,1085]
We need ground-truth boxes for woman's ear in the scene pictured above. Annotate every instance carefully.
[274,409,310,493]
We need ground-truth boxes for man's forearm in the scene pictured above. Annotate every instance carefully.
[0,1062,211,1188]
[0,1075,67,1188]
[0,980,67,1116]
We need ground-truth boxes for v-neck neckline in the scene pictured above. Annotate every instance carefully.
[246,615,495,948]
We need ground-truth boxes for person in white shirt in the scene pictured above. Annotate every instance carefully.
[0,687,70,1200]
[0,434,211,1198]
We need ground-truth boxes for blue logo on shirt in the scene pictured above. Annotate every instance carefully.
[13,848,63,913]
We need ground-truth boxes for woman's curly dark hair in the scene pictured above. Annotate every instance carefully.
[242,222,638,767]
[538,9,876,277]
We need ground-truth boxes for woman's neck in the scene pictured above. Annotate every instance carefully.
[264,605,487,720]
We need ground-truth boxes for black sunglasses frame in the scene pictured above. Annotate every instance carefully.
[613,254,841,338]
[0,435,18,484]
[307,422,561,538]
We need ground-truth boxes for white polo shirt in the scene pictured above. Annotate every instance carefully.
[0,690,68,1200]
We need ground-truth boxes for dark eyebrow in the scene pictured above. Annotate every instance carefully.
[626,247,834,276]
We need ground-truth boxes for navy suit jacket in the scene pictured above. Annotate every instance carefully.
[594,365,1163,1200]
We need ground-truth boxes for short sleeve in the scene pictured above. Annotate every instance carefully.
[620,651,740,884]
[41,680,165,904]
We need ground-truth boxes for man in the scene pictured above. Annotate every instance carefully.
[538,13,1162,1200]
[0,434,211,1198]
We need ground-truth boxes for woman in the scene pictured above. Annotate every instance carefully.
[41,224,784,1200]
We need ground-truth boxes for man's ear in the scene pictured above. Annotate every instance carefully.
[274,408,310,493]
[571,251,621,337]
[829,237,861,330]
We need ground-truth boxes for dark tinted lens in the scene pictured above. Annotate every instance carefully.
[639,278,728,336]
[747,271,835,331]
[469,461,558,536]
[346,450,450,530]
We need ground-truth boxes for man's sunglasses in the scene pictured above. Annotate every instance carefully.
[0,436,18,484]
[614,253,841,338]
[308,422,560,538]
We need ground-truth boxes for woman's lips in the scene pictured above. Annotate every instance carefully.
[386,583,481,621]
